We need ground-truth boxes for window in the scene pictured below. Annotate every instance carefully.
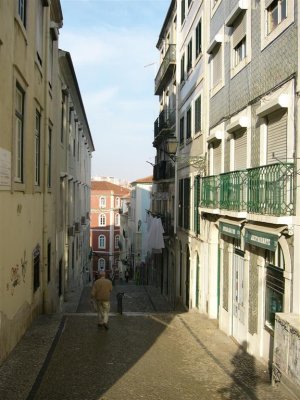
[34,110,41,186]
[99,213,106,227]
[18,0,26,26]
[186,108,192,140]
[212,45,222,89]
[15,84,25,183]
[61,93,65,143]
[180,54,185,83]
[180,116,185,144]
[36,0,44,65]
[232,12,247,67]
[33,245,40,292]
[267,0,287,34]
[265,245,285,329]
[195,20,202,59]
[234,38,246,67]
[115,213,120,226]
[98,258,105,271]
[195,96,202,133]
[115,197,120,208]
[178,178,191,230]
[98,235,106,249]
[48,127,52,188]
[181,0,185,24]
[194,175,200,234]
[187,38,193,73]
[188,0,192,7]
[115,235,120,249]
[100,196,106,208]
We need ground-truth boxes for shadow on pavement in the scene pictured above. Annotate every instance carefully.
[30,281,185,400]
[218,341,259,400]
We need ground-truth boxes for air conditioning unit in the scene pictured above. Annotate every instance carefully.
[74,222,80,232]
[68,226,74,236]
[81,216,86,225]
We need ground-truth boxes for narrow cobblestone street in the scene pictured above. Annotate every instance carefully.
[0,281,294,400]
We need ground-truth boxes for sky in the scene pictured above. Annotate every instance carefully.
[59,0,170,182]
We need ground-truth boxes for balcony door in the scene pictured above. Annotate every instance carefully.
[232,248,246,343]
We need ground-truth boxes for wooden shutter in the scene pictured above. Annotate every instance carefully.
[213,46,222,87]
[232,12,246,49]
[213,141,222,175]
[234,129,247,170]
[267,109,287,164]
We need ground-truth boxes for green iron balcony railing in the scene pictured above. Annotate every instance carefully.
[220,170,248,212]
[200,175,220,208]
[247,163,294,216]
[155,44,176,95]
[200,163,294,216]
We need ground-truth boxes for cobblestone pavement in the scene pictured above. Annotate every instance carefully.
[0,281,294,400]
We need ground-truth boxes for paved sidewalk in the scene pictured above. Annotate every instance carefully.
[0,281,294,400]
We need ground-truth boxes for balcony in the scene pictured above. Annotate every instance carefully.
[200,163,295,217]
[161,212,174,237]
[247,163,294,216]
[220,170,248,212]
[154,44,176,95]
[200,175,220,209]
[153,160,175,181]
[154,108,176,142]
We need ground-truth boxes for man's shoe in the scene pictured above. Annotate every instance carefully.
[104,323,109,330]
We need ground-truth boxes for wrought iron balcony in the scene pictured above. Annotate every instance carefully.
[200,163,294,216]
[247,163,294,216]
[153,160,175,181]
[161,212,174,237]
[200,175,220,208]
[155,44,176,95]
[220,170,248,212]
[154,108,176,141]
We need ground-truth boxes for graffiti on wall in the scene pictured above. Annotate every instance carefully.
[6,251,28,295]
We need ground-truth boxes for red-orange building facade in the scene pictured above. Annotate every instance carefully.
[90,181,130,277]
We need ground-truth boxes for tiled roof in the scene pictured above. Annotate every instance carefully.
[91,181,131,196]
[131,175,153,185]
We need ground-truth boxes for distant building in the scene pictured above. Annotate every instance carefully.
[127,176,153,283]
[90,181,131,279]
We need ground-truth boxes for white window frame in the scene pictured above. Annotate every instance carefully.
[98,235,106,249]
[99,196,106,208]
[261,0,294,50]
[98,258,105,271]
[115,235,120,249]
[99,213,106,227]
[115,213,120,226]
[115,197,120,208]
[208,29,224,97]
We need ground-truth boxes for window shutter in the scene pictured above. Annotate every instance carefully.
[213,141,222,175]
[195,96,201,133]
[213,46,222,87]
[232,12,246,49]
[267,109,287,164]
[234,129,247,170]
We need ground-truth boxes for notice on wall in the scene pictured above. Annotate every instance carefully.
[0,148,11,186]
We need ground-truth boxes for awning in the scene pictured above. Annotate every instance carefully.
[244,223,286,251]
[219,218,245,239]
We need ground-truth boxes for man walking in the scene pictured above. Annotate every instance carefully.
[91,271,112,330]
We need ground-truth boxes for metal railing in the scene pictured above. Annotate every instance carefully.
[220,170,248,211]
[199,163,294,216]
[154,44,176,95]
[247,163,294,216]
[153,160,175,181]
[200,175,220,208]
[154,108,176,140]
